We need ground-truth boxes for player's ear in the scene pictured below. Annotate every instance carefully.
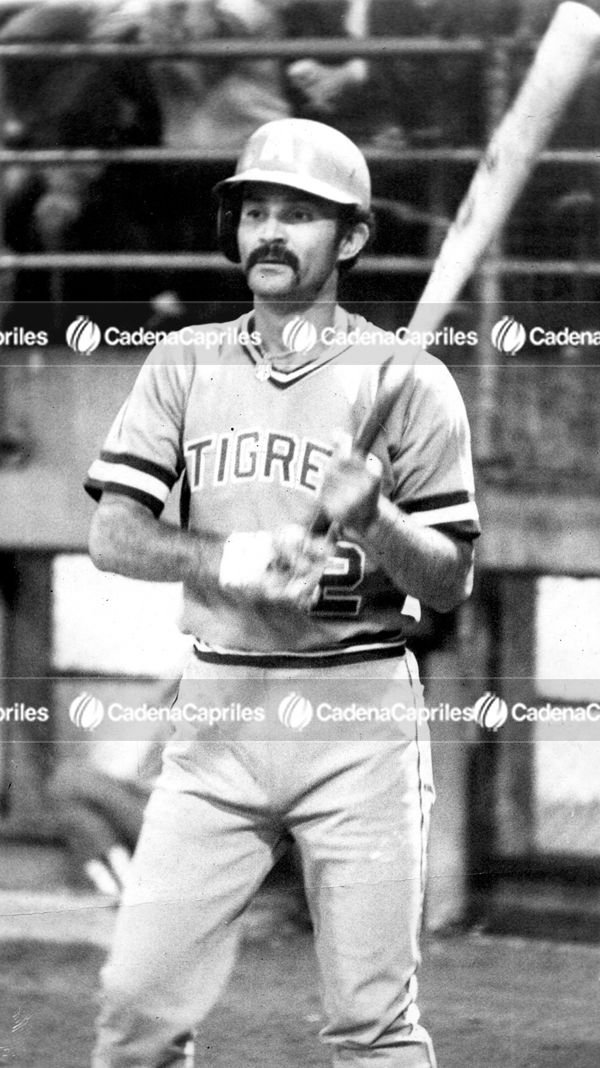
[337,220,370,266]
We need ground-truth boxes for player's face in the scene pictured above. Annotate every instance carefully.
[237,183,349,302]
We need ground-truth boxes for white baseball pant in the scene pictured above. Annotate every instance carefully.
[92,652,436,1068]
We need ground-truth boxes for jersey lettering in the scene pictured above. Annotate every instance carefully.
[215,435,230,485]
[234,432,259,480]
[185,430,332,494]
[299,442,331,492]
[186,438,214,488]
[263,433,297,483]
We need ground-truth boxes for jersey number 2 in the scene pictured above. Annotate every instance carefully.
[311,541,366,617]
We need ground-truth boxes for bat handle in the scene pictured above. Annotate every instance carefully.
[308,357,402,537]
[353,374,402,456]
[308,377,398,537]
[309,509,331,537]
[353,396,393,455]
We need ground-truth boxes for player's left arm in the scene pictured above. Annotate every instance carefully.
[315,357,479,614]
[316,444,474,614]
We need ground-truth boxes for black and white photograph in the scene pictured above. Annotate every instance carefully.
[0,2,599,1066]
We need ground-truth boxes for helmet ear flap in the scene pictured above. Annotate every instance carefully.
[216,190,241,263]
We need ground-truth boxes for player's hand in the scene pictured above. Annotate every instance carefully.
[265,525,333,609]
[219,525,332,611]
[316,431,383,534]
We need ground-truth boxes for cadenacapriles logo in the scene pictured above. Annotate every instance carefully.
[278,692,314,732]
[282,316,318,355]
[473,692,509,732]
[69,692,105,731]
[66,315,102,355]
[491,315,527,355]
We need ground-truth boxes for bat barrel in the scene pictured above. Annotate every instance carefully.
[414,0,600,318]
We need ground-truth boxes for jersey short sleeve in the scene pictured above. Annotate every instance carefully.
[84,344,190,516]
[390,355,480,539]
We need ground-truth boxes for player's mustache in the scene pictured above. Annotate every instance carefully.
[245,242,300,275]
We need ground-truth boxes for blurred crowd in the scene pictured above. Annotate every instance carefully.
[2,0,591,152]
[1,0,599,316]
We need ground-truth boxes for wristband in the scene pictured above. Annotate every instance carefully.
[219,531,275,590]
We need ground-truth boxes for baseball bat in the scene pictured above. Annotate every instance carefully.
[309,1,600,535]
[353,0,600,456]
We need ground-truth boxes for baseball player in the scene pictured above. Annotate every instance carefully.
[86,118,480,1068]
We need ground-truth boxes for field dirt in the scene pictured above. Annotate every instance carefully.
[1,906,599,1067]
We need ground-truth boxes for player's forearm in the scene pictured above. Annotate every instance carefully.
[88,496,214,587]
[360,496,474,613]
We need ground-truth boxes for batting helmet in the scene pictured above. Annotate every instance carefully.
[213,118,371,262]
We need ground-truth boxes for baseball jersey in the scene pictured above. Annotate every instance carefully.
[85,308,480,663]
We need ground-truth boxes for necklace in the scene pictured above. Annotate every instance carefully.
[249,314,308,381]
[255,362,272,382]
[254,347,298,381]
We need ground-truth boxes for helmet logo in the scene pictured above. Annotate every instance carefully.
[257,127,296,167]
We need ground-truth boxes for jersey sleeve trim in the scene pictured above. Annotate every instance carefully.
[403,491,480,533]
[432,521,480,542]
[84,450,176,514]
[85,480,164,517]
[404,490,472,514]
[100,450,176,487]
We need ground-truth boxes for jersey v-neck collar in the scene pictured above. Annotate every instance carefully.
[240,309,354,389]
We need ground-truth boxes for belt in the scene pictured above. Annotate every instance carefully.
[193,641,406,669]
